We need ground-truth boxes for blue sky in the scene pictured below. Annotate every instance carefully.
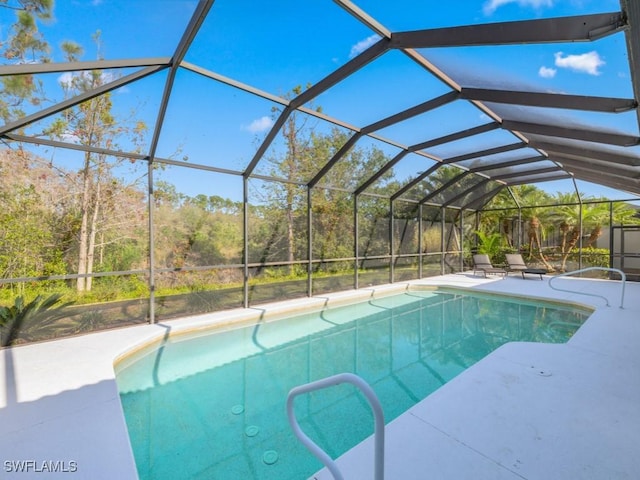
[2,0,638,202]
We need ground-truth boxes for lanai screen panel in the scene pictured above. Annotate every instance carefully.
[0,143,148,275]
[425,173,496,207]
[153,166,243,273]
[311,188,354,260]
[246,178,308,264]
[480,159,559,178]
[302,49,449,127]
[395,164,468,203]
[393,200,420,256]
[320,136,402,191]
[423,127,523,162]
[403,100,499,156]
[361,151,437,196]
[184,0,369,95]
[374,99,480,148]
[421,14,630,97]
[574,180,640,200]
[452,150,543,171]
[156,69,281,171]
[44,2,195,59]
[252,111,354,184]
[524,134,640,191]
[4,66,165,152]
[448,179,505,210]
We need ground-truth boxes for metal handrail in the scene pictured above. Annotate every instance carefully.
[548,267,626,308]
[286,373,385,480]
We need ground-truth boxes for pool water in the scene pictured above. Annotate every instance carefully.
[116,289,591,480]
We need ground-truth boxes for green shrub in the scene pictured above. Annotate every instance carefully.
[568,248,609,268]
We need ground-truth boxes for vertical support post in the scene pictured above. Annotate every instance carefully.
[517,208,522,251]
[147,157,156,324]
[418,204,423,279]
[620,225,626,274]
[578,202,583,271]
[609,202,614,270]
[243,176,249,308]
[459,209,464,273]
[390,199,395,284]
[354,194,359,290]
[307,186,313,297]
[573,178,583,271]
[440,207,445,275]
[474,210,480,253]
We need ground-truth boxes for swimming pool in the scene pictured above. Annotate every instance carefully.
[115,287,591,480]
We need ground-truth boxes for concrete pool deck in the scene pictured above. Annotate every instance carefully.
[1,273,638,479]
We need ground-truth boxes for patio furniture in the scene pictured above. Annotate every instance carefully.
[505,254,547,280]
[473,254,507,278]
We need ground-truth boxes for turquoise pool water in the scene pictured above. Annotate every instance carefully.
[116,288,591,480]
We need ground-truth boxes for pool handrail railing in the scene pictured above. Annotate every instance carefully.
[548,267,626,308]
[286,372,385,480]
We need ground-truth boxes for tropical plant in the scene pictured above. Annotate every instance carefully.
[584,201,640,247]
[510,186,555,271]
[548,195,640,271]
[547,192,581,271]
[475,231,503,257]
[0,294,73,347]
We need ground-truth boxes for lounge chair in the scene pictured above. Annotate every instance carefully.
[505,254,547,280]
[472,254,507,278]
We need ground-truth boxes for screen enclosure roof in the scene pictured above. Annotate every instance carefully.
[2,0,640,210]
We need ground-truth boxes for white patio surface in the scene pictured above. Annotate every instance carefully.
[0,272,638,479]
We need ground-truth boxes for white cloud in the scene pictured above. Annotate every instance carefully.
[243,116,274,133]
[483,0,553,15]
[58,72,74,86]
[60,132,81,143]
[57,70,117,87]
[349,34,381,59]
[538,66,557,78]
[554,51,605,75]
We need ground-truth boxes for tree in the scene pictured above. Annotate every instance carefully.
[258,87,398,276]
[0,0,53,122]
[584,200,640,247]
[508,185,555,270]
[259,86,314,273]
[549,194,640,271]
[548,192,581,271]
[479,187,520,248]
[44,33,148,292]
[0,149,69,295]
[313,128,392,262]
